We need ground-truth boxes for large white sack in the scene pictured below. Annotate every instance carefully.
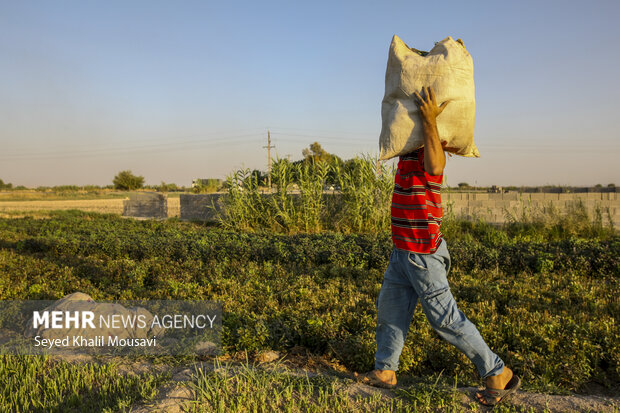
[379,35,479,160]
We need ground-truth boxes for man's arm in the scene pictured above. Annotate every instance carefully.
[413,86,450,176]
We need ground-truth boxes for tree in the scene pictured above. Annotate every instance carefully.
[0,179,12,190]
[302,142,332,163]
[158,181,179,192]
[300,142,344,185]
[249,169,267,186]
[192,179,220,193]
[458,182,470,189]
[113,170,144,190]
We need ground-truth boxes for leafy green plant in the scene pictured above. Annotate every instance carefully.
[1,211,618,392]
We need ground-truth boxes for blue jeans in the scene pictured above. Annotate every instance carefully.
[375,240,505,379]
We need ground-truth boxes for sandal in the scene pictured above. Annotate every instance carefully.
[476,374,521,406]
[354,370,397,389]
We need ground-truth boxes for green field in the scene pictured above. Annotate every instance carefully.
[0,208,617,411]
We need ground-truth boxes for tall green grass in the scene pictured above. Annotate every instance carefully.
[0,355,168,412]
[189,358,547,412]
[190,357,416,413]
[217,156,396,234]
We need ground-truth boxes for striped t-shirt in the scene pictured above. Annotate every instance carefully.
[391,148,444,254]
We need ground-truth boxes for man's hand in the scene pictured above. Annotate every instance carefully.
[412,86,450,175]
[413,86,449,128]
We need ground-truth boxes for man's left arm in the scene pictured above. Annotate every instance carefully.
[413,86,450,176]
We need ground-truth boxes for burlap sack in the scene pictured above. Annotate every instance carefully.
[379,35,479,160]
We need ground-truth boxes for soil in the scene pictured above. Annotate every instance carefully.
[47,349,619,412]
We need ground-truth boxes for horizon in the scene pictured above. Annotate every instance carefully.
[2,1,619,188]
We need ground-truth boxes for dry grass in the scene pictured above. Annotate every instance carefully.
[0,198,181,218]
[0,190,125,201]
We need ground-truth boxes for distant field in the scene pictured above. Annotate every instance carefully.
[0,197,181,217]
[0,190,185,202]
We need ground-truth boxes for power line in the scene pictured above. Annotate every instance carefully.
[268,126,378,137]
[3,128,266,154]
[3,123,602,163]
[2,128,372,161]
[269,131,375,142]
[1,133,264,161]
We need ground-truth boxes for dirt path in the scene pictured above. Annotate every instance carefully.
[54,353,615,413]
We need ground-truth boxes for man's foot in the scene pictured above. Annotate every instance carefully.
[354,369,397,389]
[476,367,520,406]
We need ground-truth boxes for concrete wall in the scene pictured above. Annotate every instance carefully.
[123,192,167,219]
[178,192,620,228]
[443,191,619,227]
[179,194,225,221]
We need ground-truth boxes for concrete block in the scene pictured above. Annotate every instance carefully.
[122,192,167,219]
[180,194,224,221]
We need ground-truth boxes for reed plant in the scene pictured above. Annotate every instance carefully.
[333,154,395,233]
[218,168,272,232]
[217,155,396,234]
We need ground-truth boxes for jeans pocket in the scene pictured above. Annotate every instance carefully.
[407,252,428,271]
[423,285,460,328]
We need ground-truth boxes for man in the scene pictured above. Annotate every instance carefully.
[356,86,521,406]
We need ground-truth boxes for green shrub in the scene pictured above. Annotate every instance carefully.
[112,170,144,190]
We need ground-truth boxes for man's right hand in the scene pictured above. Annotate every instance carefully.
[411,86,451,175]
[413,86,450,128]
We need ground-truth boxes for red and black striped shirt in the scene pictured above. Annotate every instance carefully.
[391,148,444,254]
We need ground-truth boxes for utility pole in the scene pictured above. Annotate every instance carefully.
[263,130,275,190]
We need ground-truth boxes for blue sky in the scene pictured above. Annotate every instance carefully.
[1,0,619,187]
